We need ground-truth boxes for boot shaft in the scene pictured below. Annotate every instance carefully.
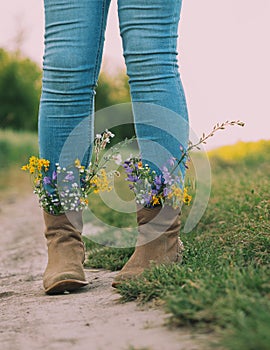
[136,205,181,246]
[43,211,83,240]
[42,210,87,293]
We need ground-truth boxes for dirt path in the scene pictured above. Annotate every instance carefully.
[0,194,209,350]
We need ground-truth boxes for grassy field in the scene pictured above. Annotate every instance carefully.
[0,129,38,195]
[1,130,269,349]
[84,140,270,350]
[0,129,38,167]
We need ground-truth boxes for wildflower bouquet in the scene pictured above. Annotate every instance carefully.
[122,120,245,209]
[122,155,191,209]
[22,130,120,215]
[22,121,244,214]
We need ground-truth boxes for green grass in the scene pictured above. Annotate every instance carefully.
[84,140,270,350]
[0,129,38,167]
[0,129,38,192]
[83,170,138,269]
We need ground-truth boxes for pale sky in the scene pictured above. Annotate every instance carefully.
[0,0,269,149]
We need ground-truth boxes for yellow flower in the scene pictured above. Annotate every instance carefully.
[21,156,50,173]
[75,159,85,172]
[171,185,183,201]
[80,198,89,205]
[40,159,50,171]
[34,177,40,185]
[75,158,81,168]
[183,188,192,205]
[90,169,112,193]
[29,156,37,164]
[138,161,143,169]
[152,195,160,206]
[29,166,35,174]
[21,165,29,171]
[173,187,182,197]
[167,191,173,200]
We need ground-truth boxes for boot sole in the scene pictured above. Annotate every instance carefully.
[111,274,139,288]
[112,280,124,288]
[45,279,88,295]
[112,241,184,289]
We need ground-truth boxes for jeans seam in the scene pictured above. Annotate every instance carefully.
[173,1,188,125]
[93,0,107,87]
[84,0,109,167]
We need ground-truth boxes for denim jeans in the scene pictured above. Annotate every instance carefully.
[39,0,189,179]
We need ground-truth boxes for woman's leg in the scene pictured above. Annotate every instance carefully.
[39,0,111,172]
[113,0,188,286]
[118,0,189,175]
[39,0,111,294]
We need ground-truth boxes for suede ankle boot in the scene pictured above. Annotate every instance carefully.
[43,211,88,294]
[112,205,184,287]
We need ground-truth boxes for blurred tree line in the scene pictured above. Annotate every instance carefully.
[0,48,135,141]
[0,48,41,130]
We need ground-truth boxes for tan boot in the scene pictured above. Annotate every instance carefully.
[112,205,184,287]
[43,211,88,294]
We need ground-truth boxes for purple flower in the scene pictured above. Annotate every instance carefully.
[65,173,75,182]
[168,157,176,167]
[123,162,135,177]
[162,166,173,185]
[43,176,51,185]
[153,175,162,190]
[163,187,171,197]
[162,166,168,173]
[126,174,139,182]
[125,166,133,174]
[174,175,181,183]
[142,193,152,206]
[52,170,57,181]
[151,189,158,196]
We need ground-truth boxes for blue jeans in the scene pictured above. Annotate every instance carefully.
[39,0,189,179]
